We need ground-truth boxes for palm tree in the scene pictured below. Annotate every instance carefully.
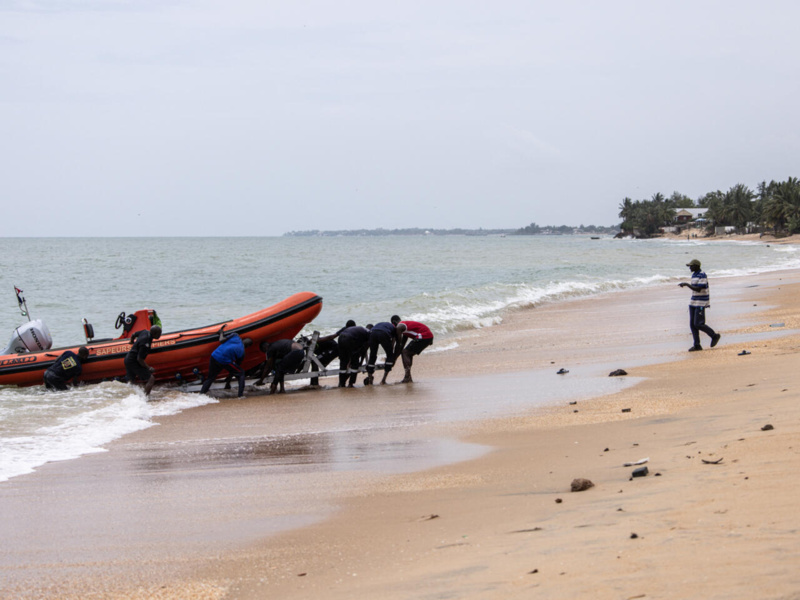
[618,198,634,232]
[770,177,800,233]
[722,184,754,230]
[762,179,797,234]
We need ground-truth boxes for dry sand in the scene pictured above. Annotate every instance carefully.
[203,270,800,600]
[4,265,800,599]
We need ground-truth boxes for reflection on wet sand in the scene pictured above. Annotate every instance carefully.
[0,366,634,596]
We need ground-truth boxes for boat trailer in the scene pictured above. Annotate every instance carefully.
[180,331,386,393]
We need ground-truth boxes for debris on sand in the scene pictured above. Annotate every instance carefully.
[511,527,543,534]
[570,478,594,492]
[609,369,628,377]
[631,466,649,478]
[761,424,774,431]
[623,458,649,467]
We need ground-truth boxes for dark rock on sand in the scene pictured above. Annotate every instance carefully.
[761,424,774,431]
[632,466,649,478]
[609,369,628,377]
[570,478,595,492]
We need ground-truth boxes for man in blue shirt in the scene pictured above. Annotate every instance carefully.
[200,329,253,397]
[679,259,721,352]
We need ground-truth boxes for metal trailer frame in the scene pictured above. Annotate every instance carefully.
[182,331,385,393]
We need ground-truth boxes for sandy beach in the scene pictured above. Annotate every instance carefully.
[3,261,800,599]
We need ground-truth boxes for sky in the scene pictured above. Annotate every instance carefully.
[2,0,800,237]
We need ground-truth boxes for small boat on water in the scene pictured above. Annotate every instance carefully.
[0,292,322,388]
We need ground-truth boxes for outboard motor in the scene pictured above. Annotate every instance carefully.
[2,319,53,355]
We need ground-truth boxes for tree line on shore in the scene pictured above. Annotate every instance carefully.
[618,177,800,237]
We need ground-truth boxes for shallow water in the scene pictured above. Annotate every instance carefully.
[1,235,797,482]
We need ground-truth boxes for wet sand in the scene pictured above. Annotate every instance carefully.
[3,267,800,599]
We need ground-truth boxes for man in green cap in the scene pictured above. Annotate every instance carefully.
[678,259,721,351]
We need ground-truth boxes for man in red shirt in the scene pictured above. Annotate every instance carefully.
[395,320,434,383]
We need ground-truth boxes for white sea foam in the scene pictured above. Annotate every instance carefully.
[0,382,217,482]
[402,276,674,334]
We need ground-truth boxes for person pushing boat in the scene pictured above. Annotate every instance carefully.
[395,320,433,383]
[199,328,253,397]
[364,316,402,385]
[256,339,305,394]
[337,324,370,387]
[124,325,162,397]
[43,347,89,391]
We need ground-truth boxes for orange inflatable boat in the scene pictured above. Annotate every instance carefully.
[0,292,322,388]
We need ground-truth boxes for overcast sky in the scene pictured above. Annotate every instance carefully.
[2,1,799,236]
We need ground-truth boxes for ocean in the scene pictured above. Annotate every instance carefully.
[1,235,798,483]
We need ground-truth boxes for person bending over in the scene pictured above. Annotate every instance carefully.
[43,346,90,391]
[200,328,253,397]
[256,339,305,394]
[124,325,162,397]
[336,324,370,387]
[365,316,402,385]
[395,320,434,383]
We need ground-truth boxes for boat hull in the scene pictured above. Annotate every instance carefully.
[0,292,323,388]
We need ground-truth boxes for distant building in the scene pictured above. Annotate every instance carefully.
[675,208,708,224]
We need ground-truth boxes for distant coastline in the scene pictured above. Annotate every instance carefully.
[283,224,620,237]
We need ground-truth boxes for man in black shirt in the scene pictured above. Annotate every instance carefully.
[365,316,402,385]
[256,338,305,394]
[337,325,370,388]
[124,325,162,396]
[43,346,90,390]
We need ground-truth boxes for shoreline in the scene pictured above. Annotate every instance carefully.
[209,270,800,600]
[3,266,800,599]
[208,268,800,599]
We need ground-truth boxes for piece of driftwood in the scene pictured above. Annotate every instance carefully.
[701,457,723,464]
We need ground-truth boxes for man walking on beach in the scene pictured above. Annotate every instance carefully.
[679,259,721,352]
